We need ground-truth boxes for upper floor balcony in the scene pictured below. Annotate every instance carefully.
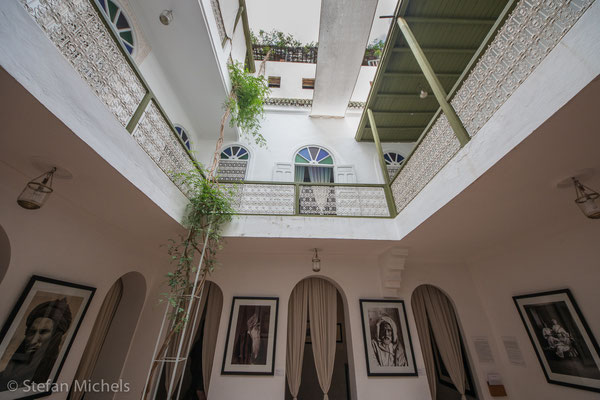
[3,0,599,239]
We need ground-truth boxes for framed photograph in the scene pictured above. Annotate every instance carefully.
[359,299,417,376]
[221,297,278,375]
[514,289,600,392]
[306,322,343,344]
[0,276,95,400]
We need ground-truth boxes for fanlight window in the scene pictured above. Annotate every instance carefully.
[383,152,404,179]
[97,0,136,55]
[294,146,334,183]
[174,125,191,150]
[217,145,249,181]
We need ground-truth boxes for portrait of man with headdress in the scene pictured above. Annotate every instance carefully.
[0,298,73,390]
[0,276,95,399]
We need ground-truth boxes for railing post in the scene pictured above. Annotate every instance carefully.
[396,17,471,147]
[367,109,390,186]
[295,184,300,215]
[126,92,152,133]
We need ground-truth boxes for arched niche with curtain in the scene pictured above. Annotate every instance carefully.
[411,285,478,400]
[156,281,223,400]
[0,224,10,285]
[68,271,146,400]
[217,145,250,181]
[295,146,337,215]
[285,277,355,400]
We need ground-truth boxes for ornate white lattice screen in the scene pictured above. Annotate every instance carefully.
[20,0,196,194]
[391,0,594,213]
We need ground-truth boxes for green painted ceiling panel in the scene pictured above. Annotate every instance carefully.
[356,0,512,143]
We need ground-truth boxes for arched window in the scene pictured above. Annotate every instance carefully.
[217,145,250,181]
[294,146,334,183]
[174,125,191,150]
[97,0,136,55]
[383,152,404,179]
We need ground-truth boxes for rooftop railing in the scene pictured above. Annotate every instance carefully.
[389,0,593,214]
[253,44,382,66]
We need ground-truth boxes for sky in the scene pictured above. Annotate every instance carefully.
[246,0,399,45]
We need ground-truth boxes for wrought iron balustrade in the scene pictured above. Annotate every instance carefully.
[221,181,392,217]
[252,45,318,63]
[390,0,594,214]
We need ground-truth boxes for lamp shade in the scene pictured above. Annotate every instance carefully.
[17,168,56,210]
[573,178,600,219]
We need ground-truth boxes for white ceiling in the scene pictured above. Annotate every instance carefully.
[127,0,236,142]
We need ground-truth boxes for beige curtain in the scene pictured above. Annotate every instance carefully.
[201,282,223,394]
[307,278,337,400]
[69,279,123,400]
[414,285,467,400]
[164,283,209,398]
[411,289,437,400]
[285,280,309,400]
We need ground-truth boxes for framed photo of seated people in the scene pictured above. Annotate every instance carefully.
[359,299,417,376]
[0,275,95,400]
[221,297,279,375]
[513,289,600,393]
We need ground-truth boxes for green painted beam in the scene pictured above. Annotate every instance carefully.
[126,91,152,133]
[367,109,391,186]
[376,92,430,98]
[396,17,470,147]
[392,47,479,54]
[383,72,462,78]
[239,0,255,73]
[372,111,434,116]
[404,17,496,25]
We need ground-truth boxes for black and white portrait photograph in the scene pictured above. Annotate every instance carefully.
[514,289,600,393]
[0,276,95,400]
[221,297,278,375]
[359,299,417,376]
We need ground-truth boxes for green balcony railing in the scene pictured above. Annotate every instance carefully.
[389,0,593,214]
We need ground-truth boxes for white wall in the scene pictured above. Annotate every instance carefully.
[0,164,175,400]
[205,243,432,400]
[262,62,375,102]
[263,62,317,99]
[195,111,391,184]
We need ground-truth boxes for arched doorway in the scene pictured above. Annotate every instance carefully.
[69,271,146,400]
[0,224,10,285]
[411,285,477,400]
[294,146,336,215]
[285,277,352,400]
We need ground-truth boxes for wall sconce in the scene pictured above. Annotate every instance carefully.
[419,89,428,99]
[312,248,321,272]
[159,10,173,25]
[17,167,57,210]
[572,177,600,219]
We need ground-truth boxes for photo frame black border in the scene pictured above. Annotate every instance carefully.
[513,288,600,393]
[359,298,418,377]
[0,275,96,400]
[221,296,279,376]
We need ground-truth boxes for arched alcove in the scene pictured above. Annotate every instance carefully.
[71,271,146,400]
[285,276,356,400]
[0,224,10,285]
[411,284,478,400]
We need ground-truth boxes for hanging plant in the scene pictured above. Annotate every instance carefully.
[144,61,269,400]
[208,61,270,178]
